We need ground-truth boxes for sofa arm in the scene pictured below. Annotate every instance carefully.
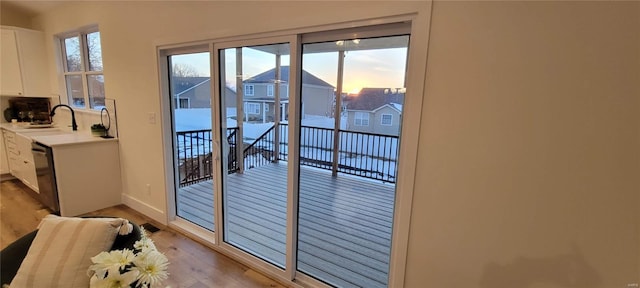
[0,230,38,285]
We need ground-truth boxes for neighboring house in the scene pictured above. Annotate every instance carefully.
[172,77,236,110]
[242,66,335,122]
[344,88,404,136]
[172,67,334,123]
[172,77,211,109]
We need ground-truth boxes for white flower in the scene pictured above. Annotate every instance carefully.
[89,249,136,277]
[88,232,169,288]
[134,237,156,252]
[90,268,139,288]
[132,250,170,287]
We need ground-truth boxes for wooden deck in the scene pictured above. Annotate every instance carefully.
[177,163,395,288]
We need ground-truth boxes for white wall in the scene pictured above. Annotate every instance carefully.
[30,1,639,287]
[406,1,639,287]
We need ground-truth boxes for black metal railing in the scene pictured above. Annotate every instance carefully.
[297,124,399,182]
[176,128,237,187]
[243,125,277,169]
[227,127,239,173]
[336,129,398,182]
[176,129,213,187]
[177,123,399,186]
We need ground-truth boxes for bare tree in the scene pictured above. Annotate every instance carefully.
[172,63,201,77]
[87,32,102,71]
[64,32,102,72]
[64,37,82,71]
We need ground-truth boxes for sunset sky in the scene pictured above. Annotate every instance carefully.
[172,40,408,94]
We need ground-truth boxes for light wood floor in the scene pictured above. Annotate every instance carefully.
[0,179,286,288]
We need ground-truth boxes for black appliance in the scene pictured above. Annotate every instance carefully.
[31,142,60,212]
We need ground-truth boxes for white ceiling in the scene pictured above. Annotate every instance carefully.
[2,1,63,16]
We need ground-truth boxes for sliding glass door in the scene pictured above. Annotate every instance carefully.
[168,50,216,231]
[296,34,409,287]
[216,42,290,268]
[164,23,412,287]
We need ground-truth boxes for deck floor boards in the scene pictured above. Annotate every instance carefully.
[176,163,395,288]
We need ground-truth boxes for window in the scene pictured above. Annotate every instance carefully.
[264,104,269,112]
[354,112,369,126]
[267,84,274,96]
[244,84,254,96]
[381,113,393,126]
[175,98,190,109]
[60,29,104,110]
[245,102,260,114]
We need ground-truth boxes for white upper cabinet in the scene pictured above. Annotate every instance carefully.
[0,26,51,97]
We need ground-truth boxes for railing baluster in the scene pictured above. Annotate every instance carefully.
[376,135,381,180]
[386,136,390,181]
[348,131,352,173]
[387,137,393,182]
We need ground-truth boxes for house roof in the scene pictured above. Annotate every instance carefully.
[372,103,402,113]
[171,77,210,95]
[245,66,334,88]
[344,88,404,111]
[173,77,237,97]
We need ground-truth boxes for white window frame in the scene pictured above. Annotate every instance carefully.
[264,103,269,112]
[245,102,260,114]
[244,84,255,96]
[58,27,104,110]
[267,84,274,96]
[381,113,393,126]
[354,111,369,126]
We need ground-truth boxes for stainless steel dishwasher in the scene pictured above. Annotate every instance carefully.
[31,142,60,212]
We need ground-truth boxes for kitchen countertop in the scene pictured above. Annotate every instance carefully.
[0,123,118,147]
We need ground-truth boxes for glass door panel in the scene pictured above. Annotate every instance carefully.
[218,44,290,268]
[297,35,409,287]
[169,52,215,231]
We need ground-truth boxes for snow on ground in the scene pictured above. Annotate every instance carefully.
[174,108,345,137]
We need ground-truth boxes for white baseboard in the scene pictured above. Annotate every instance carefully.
[0,173,15,182]
[121,193,167,225]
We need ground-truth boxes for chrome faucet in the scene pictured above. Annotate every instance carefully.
[50,104,78,131]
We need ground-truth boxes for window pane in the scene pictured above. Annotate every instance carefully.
[244,84,254,96]
[177,98,190,109]
[64,36,82,72]
[245,103,260,114]
[381,114,392,125]
[220,43,290,269]
[168,52,214,231]
[298,34,408,288]
[87,32,103,71]
[87,74,105,109]
[66,75,84,107]
[267,84,274,96]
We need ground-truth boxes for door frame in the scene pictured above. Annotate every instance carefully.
[157,11,430,287]
[158,44,211,227]
[211,35,300,283]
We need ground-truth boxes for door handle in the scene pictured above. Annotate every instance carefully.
[212,140,220,161]
[32,149,47,156]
